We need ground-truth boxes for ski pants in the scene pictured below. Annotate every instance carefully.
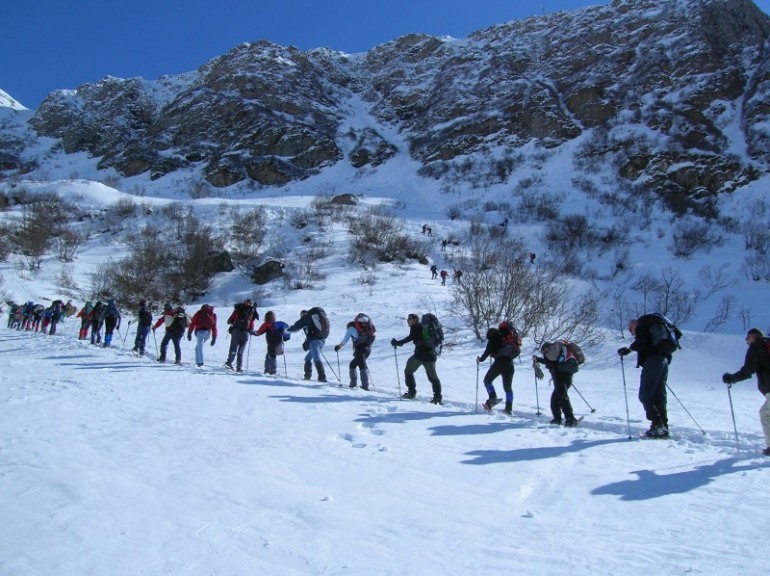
[227,328,249,369]
[549,369,575,421]
[90,321,103,344]
[304,338,325,364]
[349,345,371,387]
[404,356,442,397]
[760,393,770,448]
[194,329,211,365]
[638,354,669,428]
[483,357,514,404]
[104,318,119,345]
[160,332,182,362]
[134,325,150,355]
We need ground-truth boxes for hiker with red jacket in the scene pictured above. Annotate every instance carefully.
[252,310,290,376]
[153,303,189,364]
[723,328,770,456]
[188,304,218,367]
[224,298,257,372]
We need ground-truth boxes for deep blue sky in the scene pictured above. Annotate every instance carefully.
[3,0,769,109]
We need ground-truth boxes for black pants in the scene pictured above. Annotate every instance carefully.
[227,328,250,369]
[638,354,669,428]
[550,370,575,421]
[160,332,182,362]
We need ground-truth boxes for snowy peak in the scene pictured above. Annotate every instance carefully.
[0,88,27,111]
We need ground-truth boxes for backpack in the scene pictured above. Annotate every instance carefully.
[307,307,330,339]
[232,303,255,331]
[170,307,189,333]
[138,307,153,326]
[354,313,376,346]
[196,305,217,331]
[420,313,444,354]
[644,313,682,355]
[558,340,585,374]
[497,321,522,359]
[274,320,291,342]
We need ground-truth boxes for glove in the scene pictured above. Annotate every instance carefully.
[533,363,545,380]
[476,356,481,364]
[722,373,733,385]
[334,345,341,352]
[302,341,309,351]
[391,338,399,347]
[152,327,156,332]
[250,330,257,337]
[187,333,192,341]
[211,337,216,346]
[228,326,233,334]
[617,347,631,357]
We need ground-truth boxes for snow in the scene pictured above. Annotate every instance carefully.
[2,169,769,575]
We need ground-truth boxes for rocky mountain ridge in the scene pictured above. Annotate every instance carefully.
[2,0,769,211]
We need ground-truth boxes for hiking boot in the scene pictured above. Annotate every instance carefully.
[564,418,579,427]
[157,358,165,363]
[349,383,357,389]
[482,397,502,412]
[549,418,563,425]
[645,426,670,439]
[174,360,182,365]
[402,389,416,399]
[500,408,513,416]
[224,363,234,371]
[430,395,443,405]
[361,385,370,391]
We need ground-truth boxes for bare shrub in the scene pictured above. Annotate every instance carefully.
[670,218,723,258]
[113,197,137,218]
[228,206,268,263]
[53,229,84,262]
[348,208,429,265]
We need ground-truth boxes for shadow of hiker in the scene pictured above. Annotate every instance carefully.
[462,438,624,465]
[592,457,768,501]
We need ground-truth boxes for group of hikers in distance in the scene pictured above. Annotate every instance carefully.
[5,297,770,456]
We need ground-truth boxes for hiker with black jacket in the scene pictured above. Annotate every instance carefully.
[391,313,443,404]
[534,342,579,426]
[722,328,770,456]
[477,327,516,415]
[224,298,257,372]
[153,304,188,364]
[133,300,153,356]
[287,308,329,383]
[618,315,673,438]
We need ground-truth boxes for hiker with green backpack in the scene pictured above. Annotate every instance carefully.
[391,313,444,405]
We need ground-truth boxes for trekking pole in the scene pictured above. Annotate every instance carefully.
[320,349,340,382]
[666,383,705,434]
[246,335,252,371]
[727,384,741,450]
[394,347,402,397]
[726,384,740,449]
[366,367,375,391]
[283,353,288,378]
[475,361,480,413]
[533,366,542,417]
[121,320,131,349]
[571,383,596,413]
[152,329,159,356]
[336,349,341,382]
[620,356,632,440]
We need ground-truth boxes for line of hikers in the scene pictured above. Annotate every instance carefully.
[6,298,769,455]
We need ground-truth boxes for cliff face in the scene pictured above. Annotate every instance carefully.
[6,0,770,207]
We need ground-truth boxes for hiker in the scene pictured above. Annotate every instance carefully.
[529,252,536,264]
[454,269,462,282]
[76,301,93,340]
[287,307,330,382]
[441,239,447,251]
[30,303,44,332]
[334,313,376,390]
[46,300,64,335]
[63,300,77,318]
[133,300,153,356]
[153,304,188,364]
[224,298,257,372]
[102,299,121,347]
[534,342,579,426]
[476,323,519,415]
[391,313,443,404]
[618,315,677,438]
[440,270,448,285]
[430,264,438,279]
[722,328,770,456]
[90,301,105,345]
[252,310,290,376]
[187,304,218,367]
